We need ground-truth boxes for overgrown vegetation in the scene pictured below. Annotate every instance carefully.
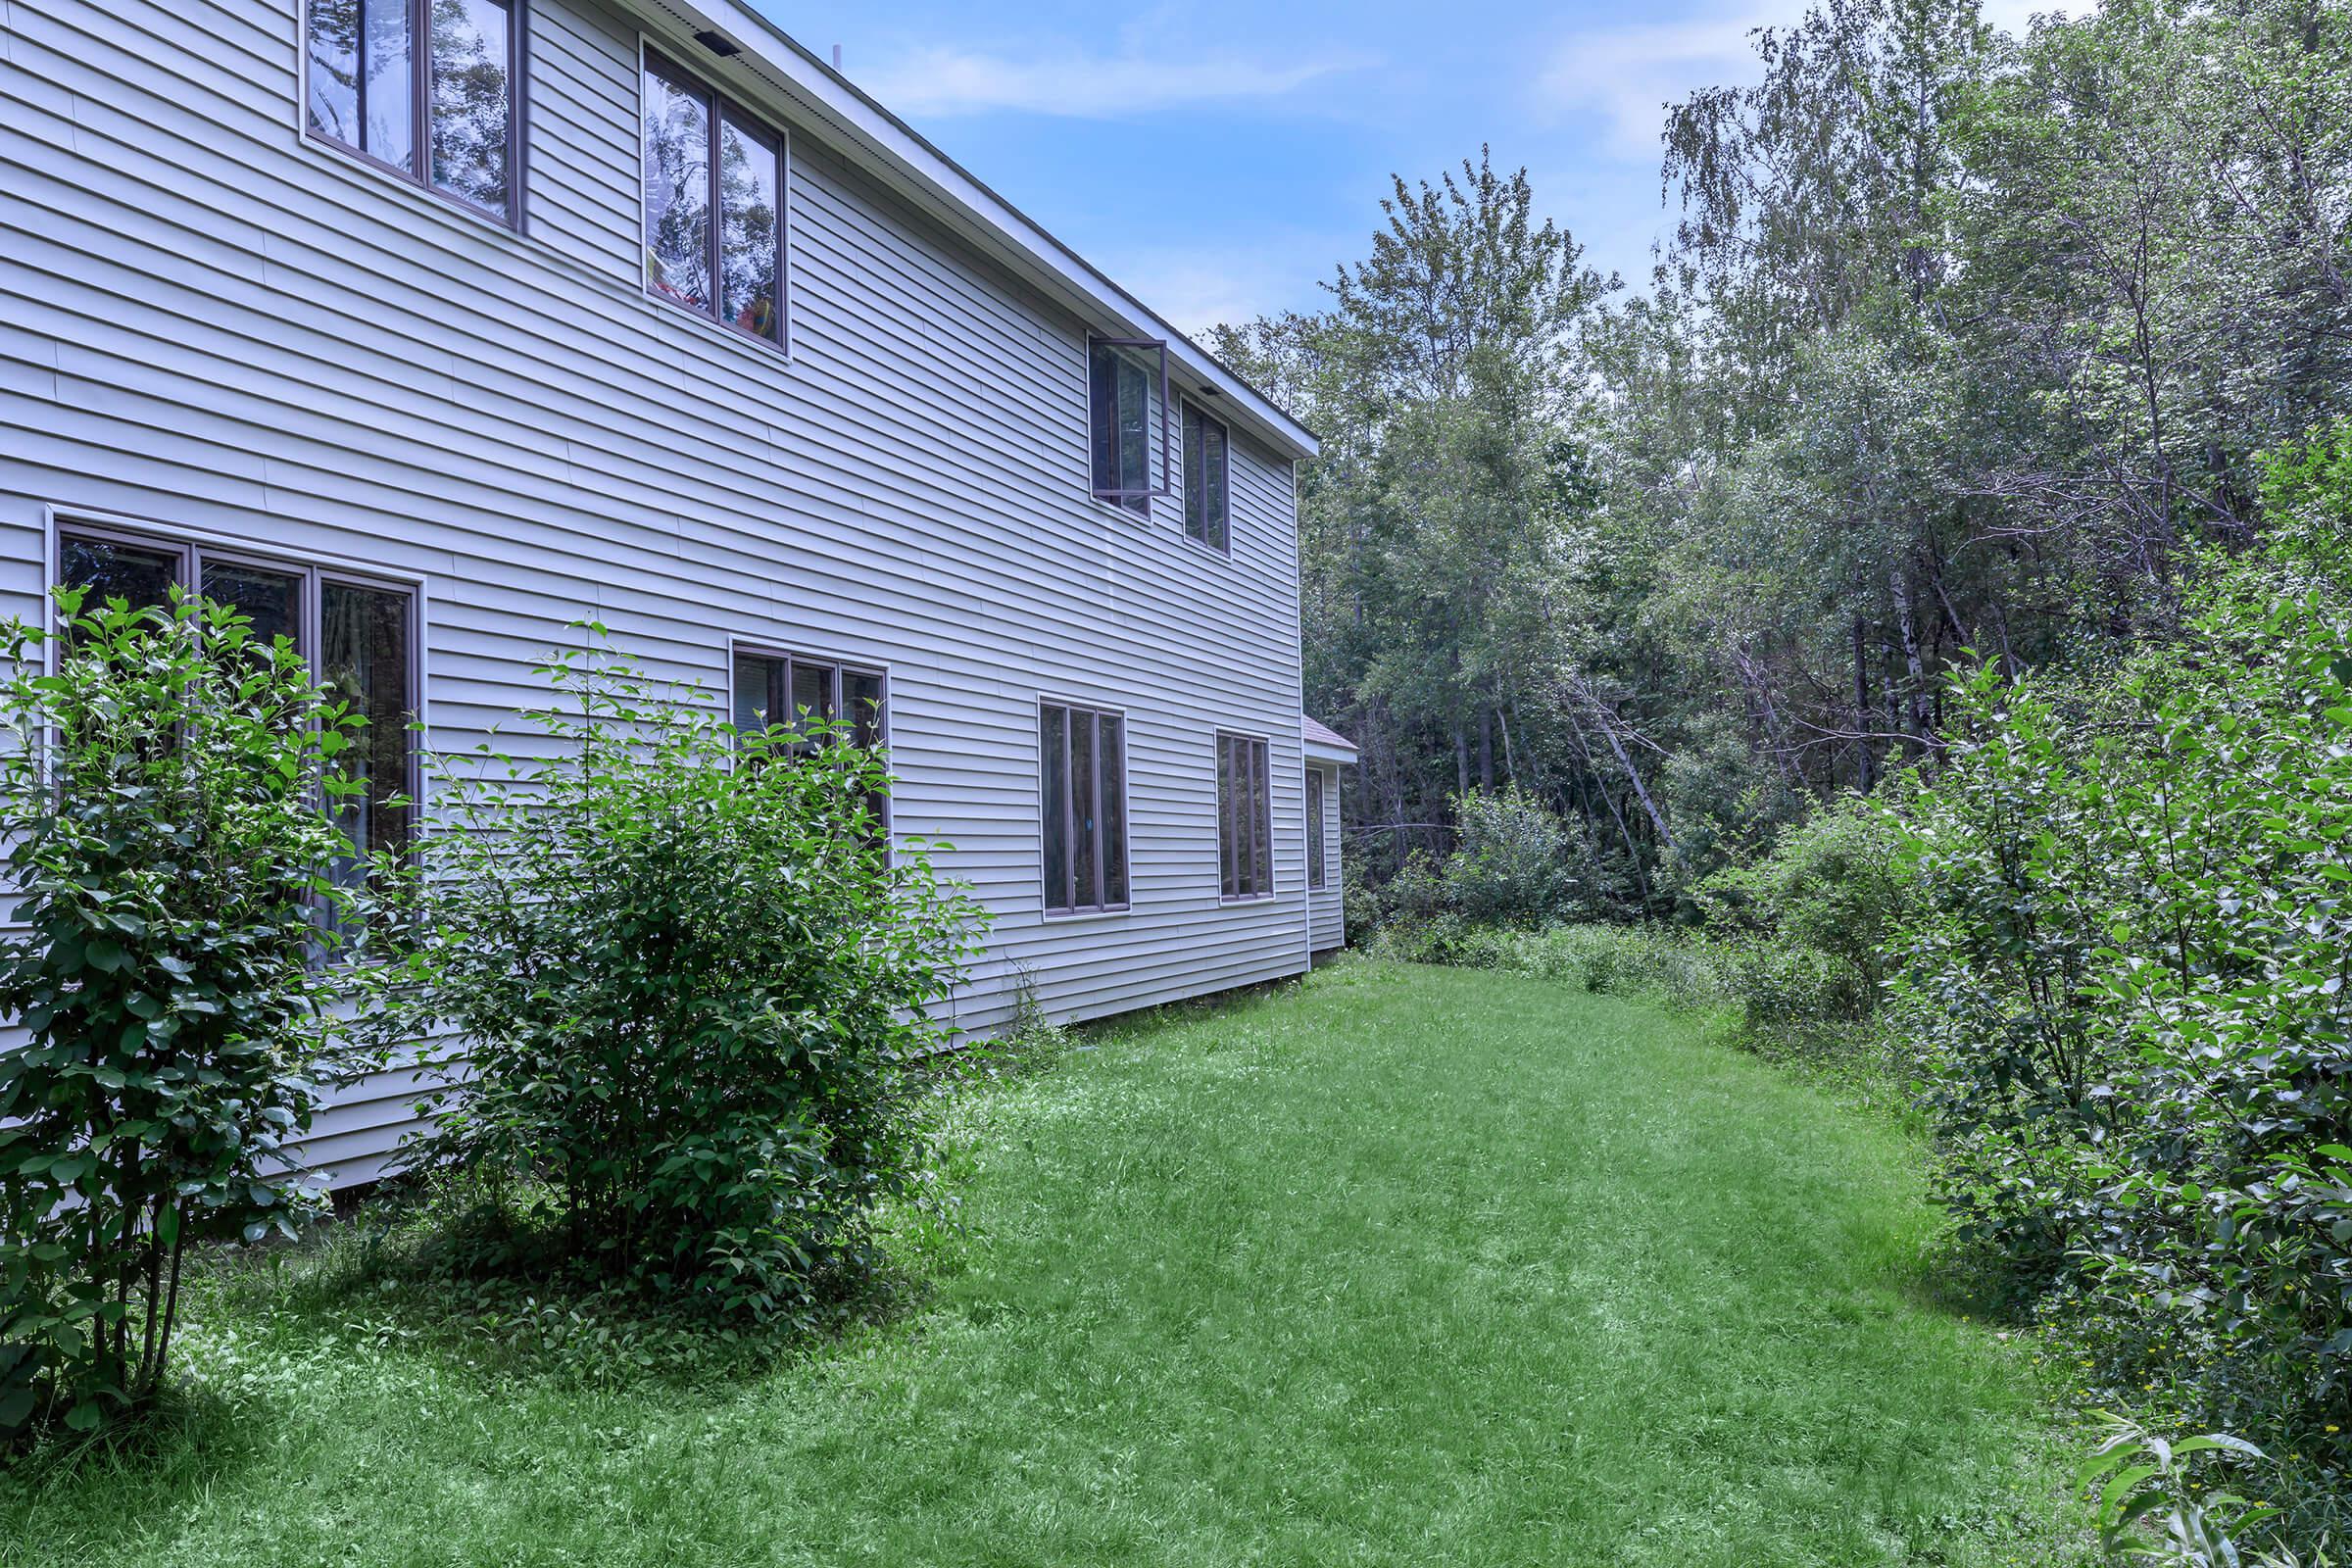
[1218,0,2352,1552]
[1356,441,2352,1555]
[0,591,385,1440]
[1894,484,2352,1543]
[385,642,984,1327]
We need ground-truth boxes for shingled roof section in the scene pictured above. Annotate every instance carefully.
[1302,715,1359,757]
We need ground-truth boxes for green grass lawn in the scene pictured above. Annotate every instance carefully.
[0,961,2084,1567]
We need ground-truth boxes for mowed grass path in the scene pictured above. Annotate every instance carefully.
[0,962,2080,1567]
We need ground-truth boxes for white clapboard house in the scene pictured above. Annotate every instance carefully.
[0,0,1358,1183]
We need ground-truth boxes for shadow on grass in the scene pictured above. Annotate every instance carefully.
[0,1379,273,1552]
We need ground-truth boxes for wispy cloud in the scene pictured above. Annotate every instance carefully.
[1113,236,1349,337]
[1538,0,2088,163]
[854,44,1374,120]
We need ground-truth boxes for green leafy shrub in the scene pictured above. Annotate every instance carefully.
[1698,789,1910,1023]
[2077,1413,2302,1567]
[392,641,984,1325]
[1893,494,2352,1525]
[1442,787,1582,928]
[0,589,378,1438]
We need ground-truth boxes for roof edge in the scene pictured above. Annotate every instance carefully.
[635,0,1321,463]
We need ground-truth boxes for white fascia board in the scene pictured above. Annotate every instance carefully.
[629,0,1321,462]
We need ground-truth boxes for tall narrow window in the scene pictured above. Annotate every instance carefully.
[1306,766,1326,890]
[644,51,785,348]
[53,527,419,873]
[1183,401,1230,552]
[1089,338,1167,516]
[1218,732,1273,901]
[305,0,521,224]
[1041,702,1127,914]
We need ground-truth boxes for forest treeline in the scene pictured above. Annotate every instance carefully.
[1213,0,2351,908]
[1210,0,2352,1549]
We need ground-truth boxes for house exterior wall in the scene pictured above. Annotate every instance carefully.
[0,0,1314,1183]
[1307,764,1345,953]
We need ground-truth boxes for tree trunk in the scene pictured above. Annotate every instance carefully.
[1852,614,1876,792]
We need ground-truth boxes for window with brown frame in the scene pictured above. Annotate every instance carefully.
[1089,337,1168,516]
[1306,766,1327,890]
[1217,732,1272,901]
[1041,702,1128,914]
[304,0,523,224]
[732,648,887,838]
[55,527,419,885]
[1183,400,1229,552]
[643,49,785,347]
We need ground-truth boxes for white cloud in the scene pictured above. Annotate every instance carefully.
[1109,234,1351,336]
[1538,0,2088,163]
[854,43,1373,120]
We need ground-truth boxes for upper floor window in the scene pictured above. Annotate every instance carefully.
[1182,401,1230,552]
[305,0,521,224]
[1306,766,1327,889]
[1089,338,1167,517]
[55,527,419,883]
[1218,732,1272,901]
[644,51,785,348]
[1042,701,1128,914]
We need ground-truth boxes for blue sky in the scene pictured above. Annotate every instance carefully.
[752,0,2057,335]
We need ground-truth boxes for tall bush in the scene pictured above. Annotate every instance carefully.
[1894,483,2352,1489]
[396,642,983,1324]
[1442,786,1582,928]
[0,590,374,1437]
[1698,791,1911,1030]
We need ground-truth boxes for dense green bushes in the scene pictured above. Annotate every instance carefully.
[0,591,384,1438]
[1,611,985,1442]
[1893,506,2352,1517]
[389,645,983,1325]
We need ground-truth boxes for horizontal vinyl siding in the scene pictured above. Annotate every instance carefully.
[1309,765,1345,952]
[0,0,1311,1184]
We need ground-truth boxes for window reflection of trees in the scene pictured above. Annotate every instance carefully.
[305,0,513,220]
[428,0,511,213]
[643,71,711,310]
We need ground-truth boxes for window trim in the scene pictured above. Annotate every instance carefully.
[1087,335,1172,516]
[1217,729,1276,904]
[638,42,792,357]
[1181,398,1232,555]
[1306,764,1328,891]
[1038,696,1131,919]
[727,639,891,839]
[43,508,428,856]
[297,0,530,232]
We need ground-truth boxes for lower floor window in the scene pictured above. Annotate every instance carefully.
[733,647,888,841]
[1219,732,1272,900]
[56,526,417,880]
[1042,701,1127,913]
[1306,765,1327,889]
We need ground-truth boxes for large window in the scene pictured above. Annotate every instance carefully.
[55,527,418,881]
[733,648,886,834]
[1217,732,1272,901]
[1182,401,1230,552]
[1089,338,1167,516]
[305,0,522,224]
[644,50,785,348]
[1041,702,1128,914]
[1306,766,1327,890]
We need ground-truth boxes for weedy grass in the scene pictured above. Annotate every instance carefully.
[0,961,2086,1566]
